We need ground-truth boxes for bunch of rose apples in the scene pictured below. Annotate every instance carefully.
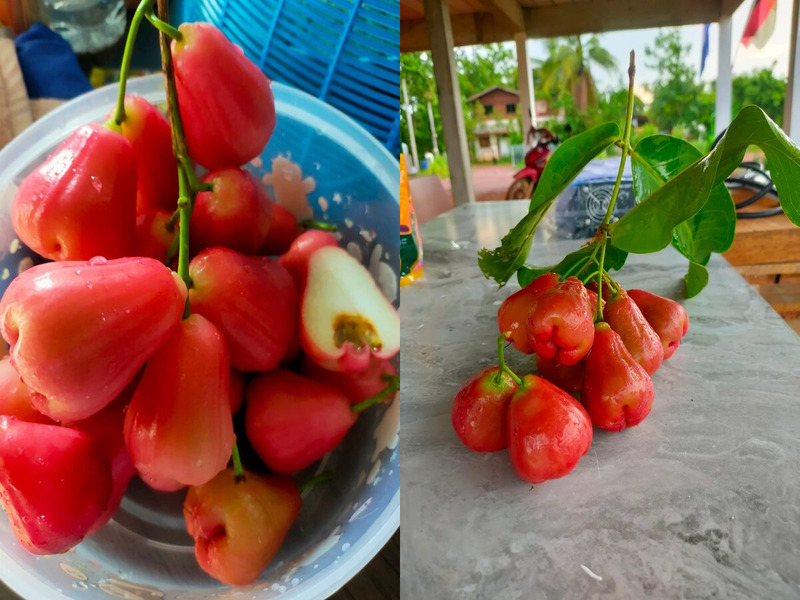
[452,274,688,485]
[0,21,399,586]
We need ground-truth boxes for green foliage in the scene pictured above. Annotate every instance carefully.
[732,67,786,127]
[419,154,450,178]
[455,44,517,100]
[477,122,621,286]
[644,29,712,138]
[399,52,443,157]
[480,104,800,298]
[535,36,617,111]
[627,135,736,296]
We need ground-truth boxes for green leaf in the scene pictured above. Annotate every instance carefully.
[629,134,736,271]
[611,105,800,253]
[478,122,620,286]
[684,260,709,298]
[528,122,621,214]
[517,243,628,287]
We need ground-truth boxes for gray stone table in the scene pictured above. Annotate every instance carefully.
[400,201,800,599]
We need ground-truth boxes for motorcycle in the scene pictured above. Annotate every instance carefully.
[505,127,559,200]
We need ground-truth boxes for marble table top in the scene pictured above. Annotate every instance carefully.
[400,201,800,599]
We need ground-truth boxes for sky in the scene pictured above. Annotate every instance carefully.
[524,0,793,92]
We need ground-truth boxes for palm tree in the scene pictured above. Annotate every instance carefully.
[535,36,616,110]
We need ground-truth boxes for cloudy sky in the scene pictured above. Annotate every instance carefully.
[524,0,793,91]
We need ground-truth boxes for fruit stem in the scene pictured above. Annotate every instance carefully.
[496,333,523,386]
[231,438,245,483]
[595,239,607,322]
[600,50,636,230]
[155,0,190,167]
[351,375,400,413]
[155,0,194,308]
[145,8,183,40]
[112,0,154,125]
[301,219,338,232]
[595,50,635,322]
[164,235,179,266]
[299,472,333,493]
[177,166,193,312]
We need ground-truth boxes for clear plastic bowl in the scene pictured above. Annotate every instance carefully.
[0,74,399,599]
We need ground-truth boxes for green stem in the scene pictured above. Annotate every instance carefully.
[351,375,400,413]
[145,9,183,40]
[601,51,636,229]
[561,255,592,280]
[112,0,154,125]
[595,50,636,322]
[177,166,192,314]
[299,472,333,493]
[595,240,607,321]
[301,219,338,232]
[166,206,180,232]
[495,333,523,387]
[231,439,245,483]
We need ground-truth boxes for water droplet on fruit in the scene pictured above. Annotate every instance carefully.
[86,282,93,289]
[88,257,107,266]
[74,268,82,275]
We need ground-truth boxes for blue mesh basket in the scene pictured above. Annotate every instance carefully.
[174,0,401,156]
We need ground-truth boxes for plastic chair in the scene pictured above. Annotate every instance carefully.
[174,0,400,156]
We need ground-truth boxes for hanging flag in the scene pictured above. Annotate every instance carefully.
[700,24,710,76]
[741,0,778,49]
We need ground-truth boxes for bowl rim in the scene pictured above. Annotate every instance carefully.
[0,74,400,599]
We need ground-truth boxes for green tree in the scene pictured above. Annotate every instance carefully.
[732,66,785,127]
[455,43,517,100]
[535,35,617,110]
[400,52,443,157]
[644,29,710,137]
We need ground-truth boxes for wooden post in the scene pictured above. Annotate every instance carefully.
[785,0,800,140]
[715,16,733,138]
[515,31,535,141]
[424,0,475,204]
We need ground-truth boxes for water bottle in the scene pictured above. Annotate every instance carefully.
[39,0,126,53]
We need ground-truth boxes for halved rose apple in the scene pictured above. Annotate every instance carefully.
[300,246,399,373]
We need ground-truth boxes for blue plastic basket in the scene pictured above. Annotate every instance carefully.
[174,0,400,157]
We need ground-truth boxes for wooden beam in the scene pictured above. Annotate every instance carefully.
[424,0,475,205]
[487,0,524,31]
[720,0,747,17]
[401,0,725,51]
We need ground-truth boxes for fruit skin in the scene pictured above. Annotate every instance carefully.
[497,273,559,354]
[0,416,112,554]
[0,257,187,422]
[245,369,356,474]
[0,356,54,425]
[66,384,138,536]
[135,209,177,262]
[627,289,690,359]
[114,95,178,213]
[603,289,664,375]
[189,247,298,373]
[451,366,518,452]
[12,123,137,261]
[279,229,340,291]
[581,322,655,432]
[535,353,584,393]
[300,246,400,373]
[507,375,593,484]
[191,167,273,255]
[184,468,301,586]
[527,277,595,366]
[300,355,397,405]
[172,23,275,169]
[260,202,300,256]
[124,314,234,491]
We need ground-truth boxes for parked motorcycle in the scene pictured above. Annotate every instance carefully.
[505,127,559,200]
